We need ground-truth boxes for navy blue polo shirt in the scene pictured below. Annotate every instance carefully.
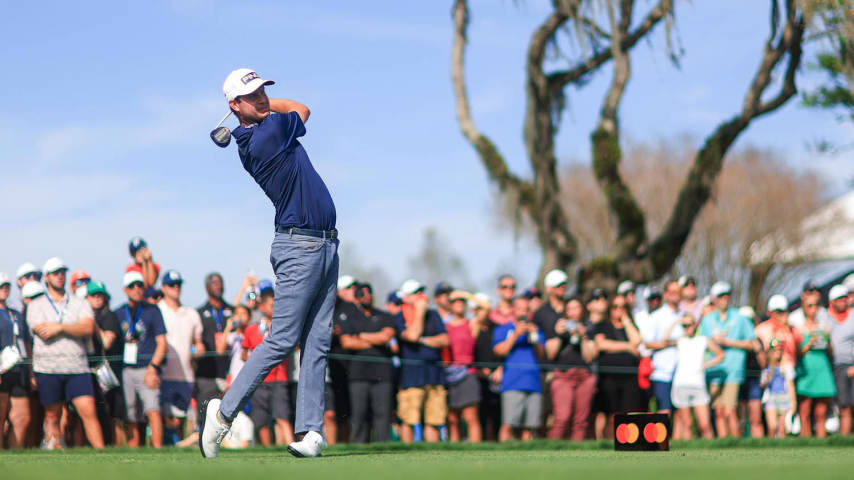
[116,302,166,368]
[394,309,446,389]
[232,111,336,230]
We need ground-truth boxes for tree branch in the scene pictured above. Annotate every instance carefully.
[591,0,649,261]
[646,0,805,277]
[451,0,535,208]
[547,0,672,89]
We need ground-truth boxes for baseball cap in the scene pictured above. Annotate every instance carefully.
[766,295,788,312]
[87,280,109,297]
[0,273,10,287]
[144,287,162,299]
[21,281,45,299]
[829,284,849,301]
[588,288,608,302]
[258,279,274,293]
[678,275,696,287]
[616,280,634,296]
[400,279,425,296]
[710,281,732,298]
[42,257,67,275]
[16,262,40,279]
[162,269,183,286]
[844,273,854,292]
[337,275,357,291]
[449,290,470,302]
[386,292,402,305]
[129,236,147,255]
[738,305,757,320]
[223,68,275,102]
[434,282,453,297]
[543,269,569,288]
[643,286,662,300]
[70,270,91,287]
[468,292,491,310]
[123,271,145,288]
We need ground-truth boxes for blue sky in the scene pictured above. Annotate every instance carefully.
[2,0,852,307]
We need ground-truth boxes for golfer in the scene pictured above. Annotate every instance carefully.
[200,68,339,459]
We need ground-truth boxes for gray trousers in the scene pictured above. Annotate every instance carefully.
[349,380,393,443]
[220,232,339,435]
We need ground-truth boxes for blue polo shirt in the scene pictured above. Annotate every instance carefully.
[117,302,166,368]
[493,323,545,393]
[394,310,446,389]
[232,111,336,230]
[699,307,756,385]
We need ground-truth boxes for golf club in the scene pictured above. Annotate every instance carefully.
[210,111,232,148]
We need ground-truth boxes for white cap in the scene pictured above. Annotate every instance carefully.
[766,294,788,312]
[829,284,849,301]
[123,271,145,288]
[710,281,732,298]
[400,279,425,296]
[223,68,275,102]
[701,295,712,307]
[738,306,757,320]
[16,262,40,279]
[843,273,854,292]
[0,273,10,287]
[42,257,67,275]
[543,269,569,288]
[337,275,356,291]
[21,281,45,299]
[468,292,491,310]
[617,280,634,296]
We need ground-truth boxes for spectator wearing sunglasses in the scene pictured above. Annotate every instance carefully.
[12,263,42,311]
[118,271,167,448]
[26,258,104,449]
[86,280,126,446]
[788,281,831,330]
[678,275,703,322]
[490,275,517,326]
[126,236,161,289]
[69,270,91,300]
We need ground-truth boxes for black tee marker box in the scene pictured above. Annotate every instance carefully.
[614,413,671,451]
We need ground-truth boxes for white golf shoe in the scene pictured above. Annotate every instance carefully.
[287,430,326,458]
[199,398,231,458]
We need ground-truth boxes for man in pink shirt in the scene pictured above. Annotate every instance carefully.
[755,295,800,369]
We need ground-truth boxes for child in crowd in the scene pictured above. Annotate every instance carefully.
[760,340,796,438]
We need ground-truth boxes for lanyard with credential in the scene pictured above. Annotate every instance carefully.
[210,307,224,331]
[45,294,69,324]
[0,308,18,339]
[125,305,143,339]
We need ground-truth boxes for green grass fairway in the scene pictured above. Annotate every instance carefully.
[3,439,853,480]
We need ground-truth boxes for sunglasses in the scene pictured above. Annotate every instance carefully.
[164,282,183,288]
[611,304,627,310]
[499,284,516,290]
[73,279,90,288]
[804,303,818,308]
[127,281,145,290]
[22,273,42,281]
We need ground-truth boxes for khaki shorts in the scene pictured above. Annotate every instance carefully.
[397,385,447,426]
[709,383,740,409]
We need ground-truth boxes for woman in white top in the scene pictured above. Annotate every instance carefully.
[667,314,725,440]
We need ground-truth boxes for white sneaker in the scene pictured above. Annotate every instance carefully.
[287,431,326,458]
[199,398,231,458]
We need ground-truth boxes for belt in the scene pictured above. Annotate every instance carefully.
[275,226,338,239]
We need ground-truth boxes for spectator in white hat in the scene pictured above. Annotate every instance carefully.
[326,274,361,444]
[698,281,756,438]
[20,281,46,306]
[26,257,104,449]
[117,271,167,448]
[533,269,569,343]
[844,274,854,308]
[828,284,854,435]
[0,272,34,449]
[394,278,449,443]
[11,263,41,312]
[788,281,831,330]
[617,280,635,313]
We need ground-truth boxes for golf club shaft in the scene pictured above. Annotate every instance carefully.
[214,111,231,129]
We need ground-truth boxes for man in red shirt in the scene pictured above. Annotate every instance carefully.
[242,290,292,446]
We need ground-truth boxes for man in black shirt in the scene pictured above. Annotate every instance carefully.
[340,283,395,442]
[329,275,360,443]
[86,281,126,445]
[196,272,233,404]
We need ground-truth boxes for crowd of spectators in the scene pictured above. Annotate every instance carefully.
[2,236,854,449]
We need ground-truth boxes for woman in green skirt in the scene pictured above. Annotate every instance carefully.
[794,311,836,438]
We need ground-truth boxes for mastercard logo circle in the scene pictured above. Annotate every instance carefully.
[643,422,668,443]
[616,423,639,443]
